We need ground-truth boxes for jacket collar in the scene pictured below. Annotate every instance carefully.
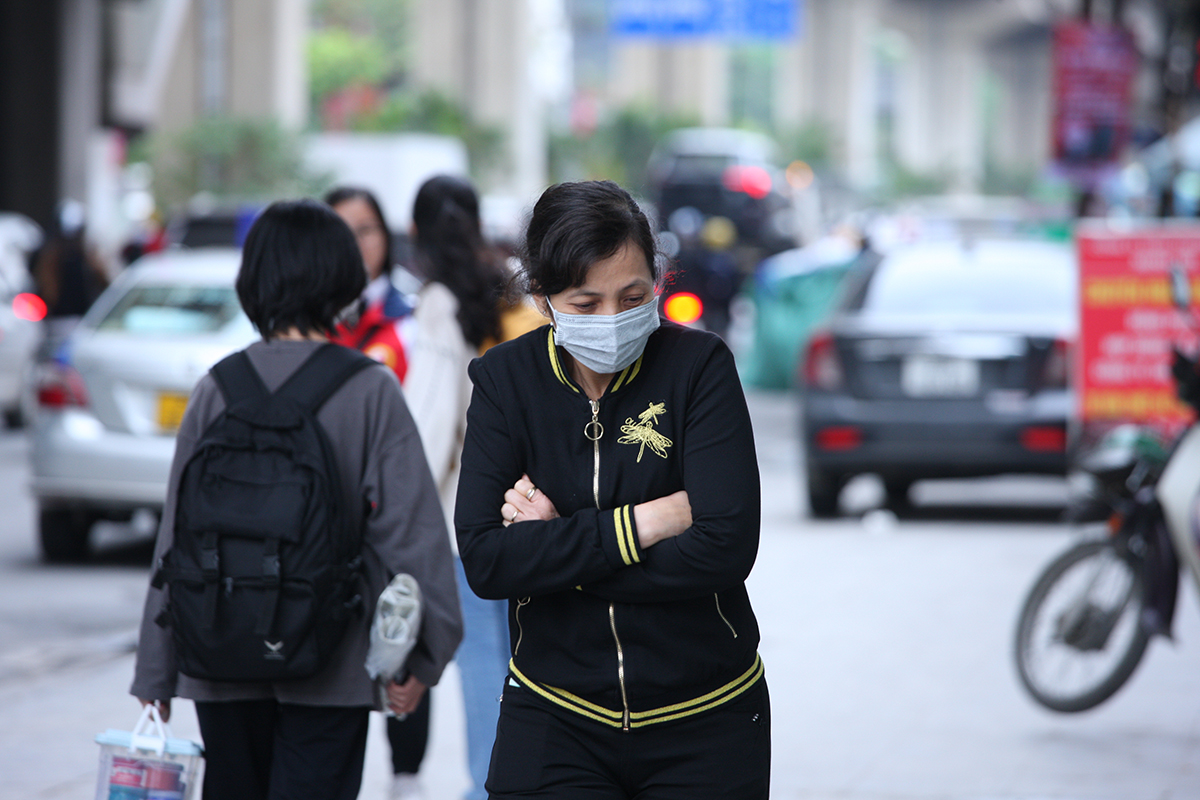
[545,326,645,396]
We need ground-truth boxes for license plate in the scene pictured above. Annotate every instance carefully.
[900,356,979,397]
[157,392,190,432]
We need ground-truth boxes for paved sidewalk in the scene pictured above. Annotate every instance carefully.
[5,390,1200,799]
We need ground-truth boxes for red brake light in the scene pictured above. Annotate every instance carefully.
[37,364,89,408]
[803,331,843,390]
[1041,338,1070,389]
[1021,425,1067,452]
[13,293,46,322]
[722,165,772,200]
[664,292,703,324]
[815,426,863,451]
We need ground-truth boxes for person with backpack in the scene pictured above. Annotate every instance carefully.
[130,199,463,800]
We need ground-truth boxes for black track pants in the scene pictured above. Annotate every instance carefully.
[194,699,369,800]
[485,677,770,800]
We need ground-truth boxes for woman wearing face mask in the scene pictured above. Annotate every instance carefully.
[455,180,770,799]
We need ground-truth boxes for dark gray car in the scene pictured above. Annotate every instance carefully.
[800,239,1076,517]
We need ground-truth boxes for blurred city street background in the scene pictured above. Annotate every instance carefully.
[6,1,1200,799]
[2,391,1200,800]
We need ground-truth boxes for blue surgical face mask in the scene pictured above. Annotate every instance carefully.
[548,296,660,374]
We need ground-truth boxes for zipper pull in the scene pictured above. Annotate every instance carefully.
[585,399,603,441]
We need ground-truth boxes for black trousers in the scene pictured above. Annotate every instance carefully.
[194,699,369,800]
[485,677,770,800]
[385,690,431,774]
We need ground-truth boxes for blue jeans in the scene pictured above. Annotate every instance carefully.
[455,557,511,800]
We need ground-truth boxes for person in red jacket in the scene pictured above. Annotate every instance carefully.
[326,187,415,382]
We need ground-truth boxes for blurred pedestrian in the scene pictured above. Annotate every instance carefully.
[32,199,109,341]
[130,198,463,800]
[325,187,416,380]
[456,180,770,799]
[391,174,515,800]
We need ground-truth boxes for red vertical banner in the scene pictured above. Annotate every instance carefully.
[1052,22,1138,186]
[1078,225,1200,441]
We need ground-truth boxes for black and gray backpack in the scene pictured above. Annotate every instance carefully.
[154,343,374,681]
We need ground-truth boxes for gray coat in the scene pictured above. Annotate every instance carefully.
[131,339,463,707]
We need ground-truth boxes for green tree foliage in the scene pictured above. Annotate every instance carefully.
[550,105,699,193]
[307,28,388,102]
[353,90,506,178]
[147,116,331,210]
[306,0,499,181]
[311,0,409,79]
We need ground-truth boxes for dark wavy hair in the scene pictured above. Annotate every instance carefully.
[411,175,504,348]
[236,199,366,339]
[519,180,661,297]
[323,186,394,278]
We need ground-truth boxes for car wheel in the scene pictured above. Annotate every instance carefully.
[806,468,843,518]
[39,506,95,563]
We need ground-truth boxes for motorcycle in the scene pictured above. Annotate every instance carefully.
[1013,270,1200,713]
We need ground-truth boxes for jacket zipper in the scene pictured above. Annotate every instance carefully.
[585,398,631,730]
[609,602,632,730]
[715,593,738,638]
[586,399,602,507]
[514,597,530,655]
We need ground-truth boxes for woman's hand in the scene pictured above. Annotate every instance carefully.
[385,674,427,717]
[501,474,559,526]
[138,698,171,723]
[634,491,692,549]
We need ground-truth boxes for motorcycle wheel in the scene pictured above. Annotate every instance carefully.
[1014,538,1150,713]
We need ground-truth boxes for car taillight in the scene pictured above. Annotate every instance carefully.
[803,331,844,390]
[13,293,47,322]
[722,165,772,200]
[664,292,703,325]
[814,425,863,451]
[1021,425,1067,452]
[1041,338,1070,389]
[37,364,89,408]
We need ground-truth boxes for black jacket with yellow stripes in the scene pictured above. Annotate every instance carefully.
[455,320,763,730]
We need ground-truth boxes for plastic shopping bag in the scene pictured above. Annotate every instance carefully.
[95,703,204,800]
[365,573,422,715]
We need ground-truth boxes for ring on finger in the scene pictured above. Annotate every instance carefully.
[510,509,520,522]
[526,486,537,501]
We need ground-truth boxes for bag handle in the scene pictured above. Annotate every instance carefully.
[129,703,173,757]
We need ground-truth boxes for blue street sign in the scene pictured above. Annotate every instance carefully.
[610,0,798,41]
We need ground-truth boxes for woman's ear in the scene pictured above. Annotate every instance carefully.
[534,295,552,321]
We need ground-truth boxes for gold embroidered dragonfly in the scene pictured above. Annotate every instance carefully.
[618,402,673,462]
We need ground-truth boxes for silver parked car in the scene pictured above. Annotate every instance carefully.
[0,213,45,427]
[31,248,257,561]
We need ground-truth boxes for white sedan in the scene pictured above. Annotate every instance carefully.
[30,248,258,561]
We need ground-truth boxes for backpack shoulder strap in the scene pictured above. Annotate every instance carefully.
[277,343,375,413]
[210,350,269,406]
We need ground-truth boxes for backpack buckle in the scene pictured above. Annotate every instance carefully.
[200,532,220,579]
[262,554,281,586]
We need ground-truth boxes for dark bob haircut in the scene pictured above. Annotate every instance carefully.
[323,185,394,277]
[236,198,367,340]
[519,180,661,297]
